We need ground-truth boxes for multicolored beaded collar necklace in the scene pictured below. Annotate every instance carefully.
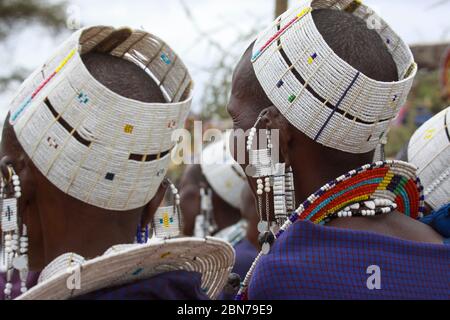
[236,160,425,300]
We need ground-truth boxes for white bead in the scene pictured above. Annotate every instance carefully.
[20,287,27,293]
[350,203,360,210]
[257,184,264,190]
[264,187,271,193]
[257,189,263,195]
[15,192,22,198]
[5,283,13,289]
[14,186,21,192]
[257,179,263,184]
[12,235,18,240]
[12,175,19,181]
[364,201,376,210]
[5,235,12,241]
[4,288,11,295]
[5,247,12,253]
[20,248,27,254]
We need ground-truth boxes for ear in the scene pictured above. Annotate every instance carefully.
[260,106,293,167]
[140,179,169,227]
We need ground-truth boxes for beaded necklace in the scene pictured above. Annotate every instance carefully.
[236,160,425,300]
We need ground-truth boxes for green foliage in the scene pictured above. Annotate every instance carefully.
[0,0,67,89]
[386,70,449,158]
[0,0,66,39]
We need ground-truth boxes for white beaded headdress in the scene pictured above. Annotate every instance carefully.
[408,107,450,210]
[8,26,192,211]
[251,0,417,154]
[200,132,247,209]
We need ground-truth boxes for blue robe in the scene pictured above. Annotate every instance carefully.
[220,238,258,300]
[248,221,450,300]
[232,238,258,281]
[75,271,209,300]
[420,203,450,240]
[1,270,208,300]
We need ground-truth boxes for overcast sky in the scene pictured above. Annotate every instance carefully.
[1,0,449,121]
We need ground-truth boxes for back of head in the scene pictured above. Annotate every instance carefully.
[312,9,397,82]
[82,52,166,103]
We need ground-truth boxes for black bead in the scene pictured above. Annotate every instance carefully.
[258,231,275,247]
[223,273,241,295]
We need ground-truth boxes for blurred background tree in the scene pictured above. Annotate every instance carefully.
[0,0,67,90]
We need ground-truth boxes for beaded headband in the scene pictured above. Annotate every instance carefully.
[200,132,247,209]
[8,26,192,211]
[252,0,417,154]
[408,107,450,211]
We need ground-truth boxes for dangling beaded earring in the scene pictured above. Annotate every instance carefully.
[246,113,276,254]
[1,166,27,299]
[151,179,183,240]
[200,187,216,236]
[285,166,296,213]
[272,163,287,228]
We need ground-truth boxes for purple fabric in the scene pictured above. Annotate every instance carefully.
[220,238,258,300]
[0,270,40,300]
[232,238,258,280]
[249,221,450,300]
[74,270,209,300]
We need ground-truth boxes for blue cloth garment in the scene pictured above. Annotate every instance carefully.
[420,203,450,239]
[248,221,450,300]
[74,270,209,300]
[220,238,258,300]
[232,238,258,281]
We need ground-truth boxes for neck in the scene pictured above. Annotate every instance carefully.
[30,196,142,271]
[290,148,373,208]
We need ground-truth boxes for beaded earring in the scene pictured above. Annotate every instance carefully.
[1,166,28,299]
[246,113,282,254]
[200,187,216,236]
[151,179,182,240]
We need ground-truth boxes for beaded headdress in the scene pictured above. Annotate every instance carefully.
[251,0,417,154]
[8,26,192,211]
[408,107,450,210]
[200,132,247,209]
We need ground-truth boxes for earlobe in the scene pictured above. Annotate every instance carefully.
[140,179,169,227]
[260,106,292,166]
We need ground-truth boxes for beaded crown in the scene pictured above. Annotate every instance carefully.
[408,107,450,210]
[8,26,192,211]
[200,132,247,209]
[252,0,417,154]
